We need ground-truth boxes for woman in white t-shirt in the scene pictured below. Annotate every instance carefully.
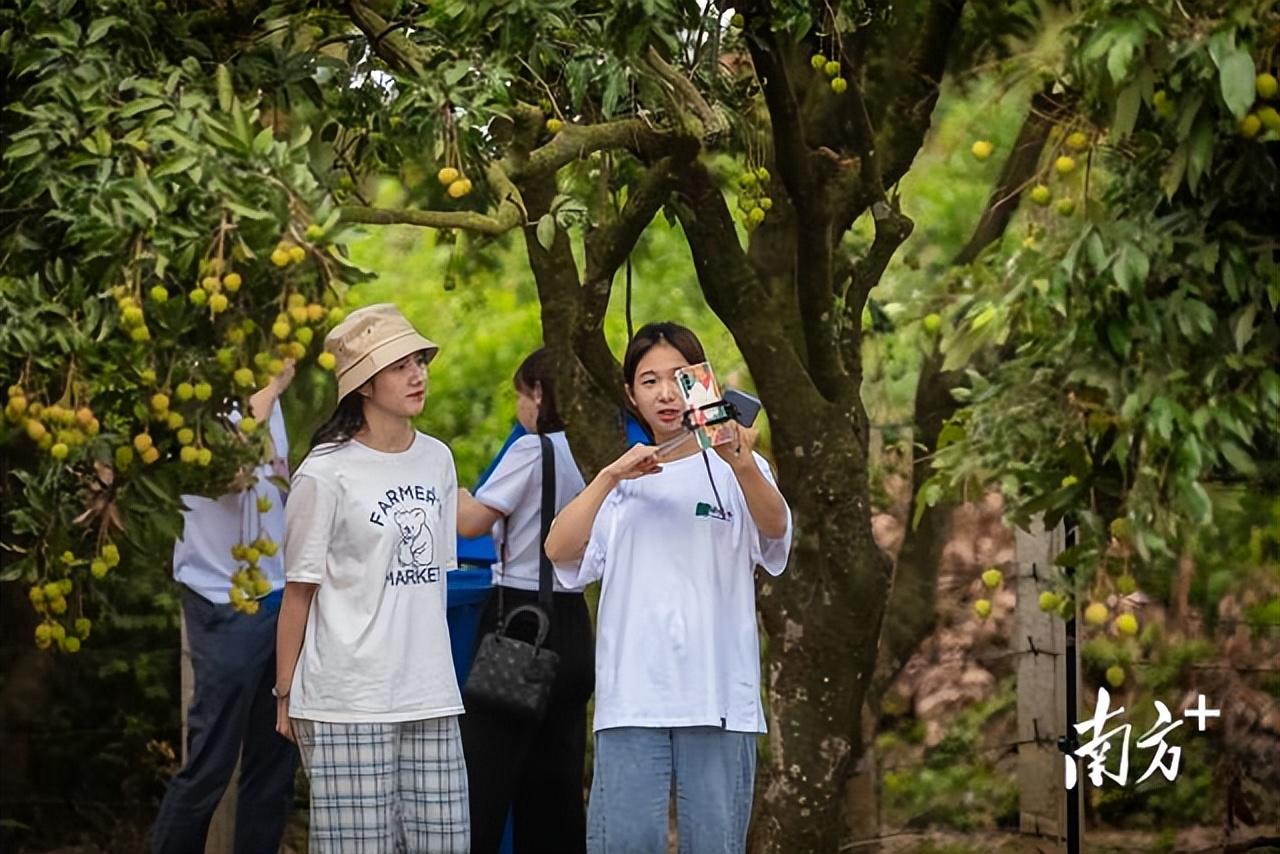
[544,322,792,854]
[274,304,468,853]
[455,347,591,854]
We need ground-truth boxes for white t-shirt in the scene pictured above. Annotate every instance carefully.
[476,431,586,593]
[555,450,792,734]
[173,402,289,604]
[284,432,464,723]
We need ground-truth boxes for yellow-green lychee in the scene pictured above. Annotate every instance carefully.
[1256,72,1277,100]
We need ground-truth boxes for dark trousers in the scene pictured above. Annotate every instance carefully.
[150,586,297,854]
[461,588,595,854]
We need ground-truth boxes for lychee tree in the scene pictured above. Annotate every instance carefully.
[920,1,1279,688]
[2,0,1089,847]
[5,0,1276,849]
[0,0,368,649]
[265,0,1051,848]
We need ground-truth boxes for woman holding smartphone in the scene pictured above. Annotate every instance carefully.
[274,304,468,853]
[544,322,791,854]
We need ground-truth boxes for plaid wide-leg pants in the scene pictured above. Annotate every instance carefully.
[293,716,469,854]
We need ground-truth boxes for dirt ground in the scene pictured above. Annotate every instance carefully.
[856,825,1280,854]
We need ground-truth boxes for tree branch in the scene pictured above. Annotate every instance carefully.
[344,0,428,77]
[877,0,968,187]
[673,161,822,410]
[340,162,526,235]
[953,86,1063,265]
[744,29,816,207]
[584,157,680,329]
[643,46,728,138]
[840,199,913,369]
[338,205,516,233]
[518,119,697,182]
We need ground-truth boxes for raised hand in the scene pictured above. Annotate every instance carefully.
[603,443,663,483]
[713,421,759,471]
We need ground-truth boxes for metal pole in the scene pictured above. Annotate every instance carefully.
[1058,519,1081,854]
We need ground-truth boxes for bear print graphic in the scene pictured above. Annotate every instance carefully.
[393,507,434,569]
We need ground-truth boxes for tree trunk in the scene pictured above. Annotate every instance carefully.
[520,173,629,475]
[750,406,890,852]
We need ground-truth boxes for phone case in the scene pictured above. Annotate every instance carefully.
[674,362,736,449]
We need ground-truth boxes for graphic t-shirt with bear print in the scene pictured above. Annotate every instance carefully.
[284,432,464,723]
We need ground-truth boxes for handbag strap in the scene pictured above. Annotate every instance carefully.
[495,434,556,620]
[538,434,556,612]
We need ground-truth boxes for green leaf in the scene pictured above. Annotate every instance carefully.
[1186,117,1213,193]
[1218,440,1257,476]
[252,127,274,155]
[225,200,272,221]
[1183,481,1211,524]
[216,63,233,113]
[118,97,166,118]
[1218,51,1256,119]
[151,154,197,178]
[1107,320,1130,358]
[289,123,312,151]
[1114,243,1148,292]
[1161,145,1187,200]
[1113,82,1141,140]
[1232,303,1257,353]
[970,305,997,330]
[535,214,556,251]
[85,16,124,45]
[1106,22,1144,84]
[3,137,41,159]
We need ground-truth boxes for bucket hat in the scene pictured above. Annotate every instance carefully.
[325,304,438,399]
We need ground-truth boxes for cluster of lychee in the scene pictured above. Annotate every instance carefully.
[187,267,242,314]
[33,616,92,653]
[29,544,118,652]
[1082,599,1140,688]
[228,496,281,613]
[736,167,773,231]
[115,287,154,342]
[1236,72,1279,139]
[215,292,341,395]
[436,166,473,200]
[1027,131,1088,217]
[269,240,309,269]
[971,130,1088,218]
[809,53,848,94]
[5,385,101,461]
[972,567,1005,619]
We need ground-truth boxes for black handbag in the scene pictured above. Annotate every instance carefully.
[462,435,559,720]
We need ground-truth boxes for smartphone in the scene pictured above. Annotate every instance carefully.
[724,388,761,427]
[674,362,737,449]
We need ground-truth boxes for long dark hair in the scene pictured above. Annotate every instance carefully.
[622,322,707,387]
[514,348,565,434]
[309,392,365,452]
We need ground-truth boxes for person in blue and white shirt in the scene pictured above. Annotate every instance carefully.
[151,363,296,854]
[456,348,591,854]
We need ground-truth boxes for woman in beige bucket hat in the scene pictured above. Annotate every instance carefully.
[274,303,470,852]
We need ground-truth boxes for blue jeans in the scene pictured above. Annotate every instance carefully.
[586,726,757,854]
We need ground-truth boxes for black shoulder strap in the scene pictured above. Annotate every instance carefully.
[538,434,556,611]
